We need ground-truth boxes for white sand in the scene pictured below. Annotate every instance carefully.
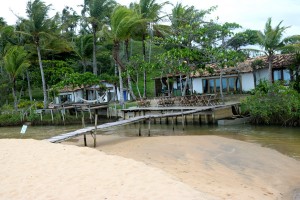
[0,139,217,200]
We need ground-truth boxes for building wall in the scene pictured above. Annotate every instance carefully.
[192,78,203,94]
[241,73,255,91]
[255,68,268,84]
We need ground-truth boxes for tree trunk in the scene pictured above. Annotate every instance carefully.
[113,41,124,107]
[253,69,257,89]
[127,72,136,100]
[220,70,225,104]
[268,55,273,83]
[142,34,147,98]
[12,79,17,111]
[136,70,142,99]
[26,70,33,101]
[182,74,190,96]
[125,39,137,101]
[92,28,97,75]
[37,45,48,108]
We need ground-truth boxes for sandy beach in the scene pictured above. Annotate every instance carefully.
[1,135,300,200]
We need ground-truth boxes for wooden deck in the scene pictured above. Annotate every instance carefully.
[46,103,239,145]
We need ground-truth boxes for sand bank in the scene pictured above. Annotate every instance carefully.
[0,139,216,200]
[65,135,300,200]
[1,135,300,200]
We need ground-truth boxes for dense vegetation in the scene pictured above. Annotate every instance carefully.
[242,81,300,126]
[0,0,299,126]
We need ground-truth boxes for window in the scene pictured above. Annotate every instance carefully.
[202,76,241,94]
[273,69,291,85]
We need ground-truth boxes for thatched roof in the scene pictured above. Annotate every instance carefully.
[191,53,296,78]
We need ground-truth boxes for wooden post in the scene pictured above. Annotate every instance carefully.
[88,106,92,124]
[50,109,54,122]
[138,121,141,136]
[166,117,169,124]
[94,114,97,148]
[192,114,195,124]
[148,117,151,137]
[172,117,174,131]
[81,111,87,147]
[61,109,65,124]
[160,111,162,124]
[175,116,178,125]
[182,114,185,131]
[75,109,78,119]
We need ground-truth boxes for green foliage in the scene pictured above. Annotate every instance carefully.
[0,113,22,126]
[242,81,300,126]
[55,72,101,89]
[18,100,34,108]
[0,104,14,112]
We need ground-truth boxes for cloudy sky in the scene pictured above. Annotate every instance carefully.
[1,0,300,36]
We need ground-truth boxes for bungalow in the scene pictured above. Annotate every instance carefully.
[54,81,131,104]
[154,54,297,96]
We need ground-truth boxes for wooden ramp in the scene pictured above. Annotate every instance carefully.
[46,106,220,143]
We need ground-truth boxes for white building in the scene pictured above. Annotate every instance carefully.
[55,81,130,104]
[154,54,296,96]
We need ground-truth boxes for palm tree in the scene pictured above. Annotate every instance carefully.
[18,0,58,108]
[131,0,168,98]
[81,0,116,75]
[109,6,144,106]
[257,18,291,83]
[4,46,30,110]
[74,34,93,73]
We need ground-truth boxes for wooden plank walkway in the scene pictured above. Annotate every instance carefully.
[46,105,225,143]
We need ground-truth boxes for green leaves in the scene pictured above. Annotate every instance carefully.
[4,46,30,81]
[242,81,300,125]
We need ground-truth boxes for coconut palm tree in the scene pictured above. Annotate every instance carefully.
[131,0,168,98]
[257,18,297,83]
[18,0,58,108]
[73,34,93,73]
[81,0,116,75]
[108,6,144,106]
[4,46,30,110]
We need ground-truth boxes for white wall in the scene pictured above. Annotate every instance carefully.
[256,68,268,84]
[192,78,203,94]
[241,73,255,91]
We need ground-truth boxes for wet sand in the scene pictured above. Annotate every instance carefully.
[0,135,299,199]
[65,135,300,200]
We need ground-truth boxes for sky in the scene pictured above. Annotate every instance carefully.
[1,0,300,36]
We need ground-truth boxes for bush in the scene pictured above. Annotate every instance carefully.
[0,113,22,126]
[242,81,300,126]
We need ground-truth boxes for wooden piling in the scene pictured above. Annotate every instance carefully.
[182,114,185,131]
[172,117,174,131]
[81,111,87,147]
[94,114,97,148]
[148,117,151,137]
[50,109,54,122]
[138,121,141,136]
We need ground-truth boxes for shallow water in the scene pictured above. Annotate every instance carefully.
[0,122,299,160]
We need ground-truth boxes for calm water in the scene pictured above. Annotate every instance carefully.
[0,123,299,160]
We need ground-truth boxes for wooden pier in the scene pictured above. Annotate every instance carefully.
[46,103,237,146]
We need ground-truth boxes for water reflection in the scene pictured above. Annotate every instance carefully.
[0,123,299,160]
